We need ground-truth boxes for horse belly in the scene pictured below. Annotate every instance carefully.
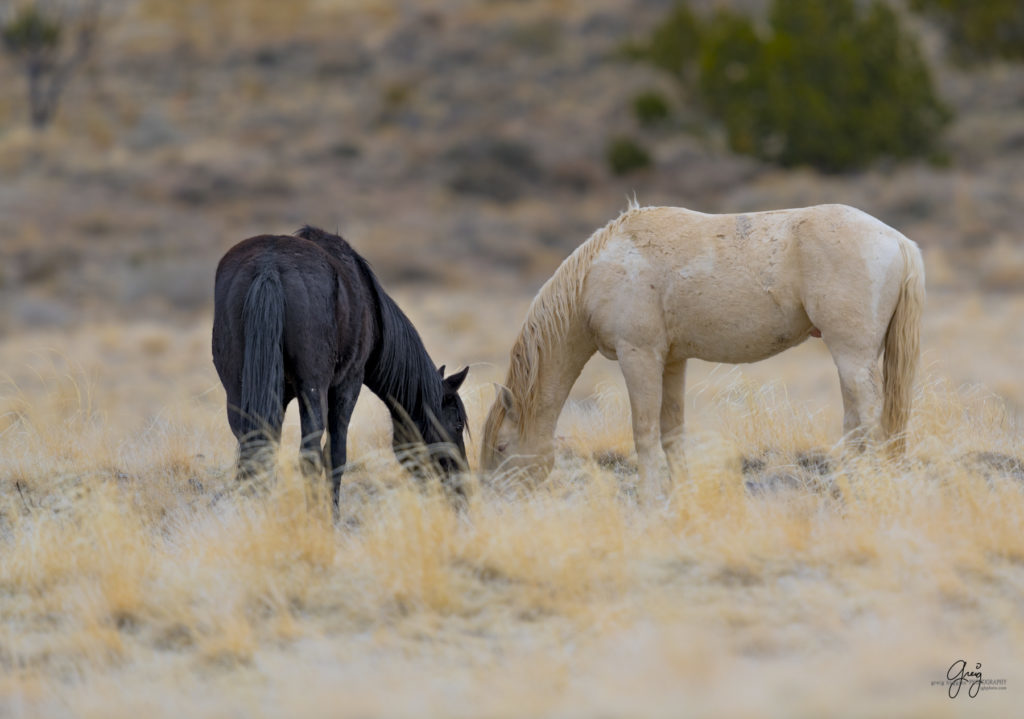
[666,293,813,365]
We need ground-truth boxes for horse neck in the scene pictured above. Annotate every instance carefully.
[520,313,596,453]
[363,292,442,439]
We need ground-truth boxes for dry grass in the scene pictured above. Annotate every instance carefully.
[1,290,1022,717]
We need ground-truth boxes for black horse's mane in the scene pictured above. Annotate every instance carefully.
[293,226,446,434]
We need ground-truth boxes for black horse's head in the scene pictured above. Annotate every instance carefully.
[390,365,470,481]
[432,365,470,477]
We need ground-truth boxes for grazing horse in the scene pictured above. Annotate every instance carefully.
[481,202,924,502]
[213,226,469,506]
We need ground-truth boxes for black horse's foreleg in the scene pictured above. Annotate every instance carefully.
[327,382,361,508]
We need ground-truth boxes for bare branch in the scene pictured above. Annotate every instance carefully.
[1,0,105,128]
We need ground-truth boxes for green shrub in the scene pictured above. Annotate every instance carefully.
[632,91,671,126]
[606,136,652,175]
[633,3,702,87]
[1,5,61,54]
[630,0,951,172]
[910,0,1024,64]
[696,10,766,158]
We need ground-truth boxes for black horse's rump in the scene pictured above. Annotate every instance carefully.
[212,226,468,505]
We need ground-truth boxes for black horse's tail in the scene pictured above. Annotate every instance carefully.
[240,268,285,443]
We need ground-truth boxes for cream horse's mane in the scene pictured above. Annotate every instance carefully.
[489,198,649,439]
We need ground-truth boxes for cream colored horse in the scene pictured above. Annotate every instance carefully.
[481,202,924,501]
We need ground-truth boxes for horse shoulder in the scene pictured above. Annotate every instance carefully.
[583,233,673,357]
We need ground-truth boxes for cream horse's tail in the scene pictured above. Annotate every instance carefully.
[881,238,925,454]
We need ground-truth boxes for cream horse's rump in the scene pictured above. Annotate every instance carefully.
[481,203,924,501]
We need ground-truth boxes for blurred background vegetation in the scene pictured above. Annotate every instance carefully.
[0,0,1022,332]
[909,0,1024,65]
[624,0,951,170]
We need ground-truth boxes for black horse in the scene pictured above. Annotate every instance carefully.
[212,226,469,505]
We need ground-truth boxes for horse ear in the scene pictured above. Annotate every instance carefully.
[444,366,469,392]
[494,384,517,418]
[437,365,446,377]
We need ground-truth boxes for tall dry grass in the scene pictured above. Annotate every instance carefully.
[1,292,1023,717]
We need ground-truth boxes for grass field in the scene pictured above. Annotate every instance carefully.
[1,288,1022,718]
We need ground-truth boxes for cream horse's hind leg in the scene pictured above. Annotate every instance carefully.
[617,342,671,504]
[829,344,883,447]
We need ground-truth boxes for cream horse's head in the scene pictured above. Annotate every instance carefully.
[480,386,554,480]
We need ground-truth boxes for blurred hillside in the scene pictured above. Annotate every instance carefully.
[1,0,1022,332]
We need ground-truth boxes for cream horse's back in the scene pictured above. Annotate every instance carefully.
[482,203,924,501]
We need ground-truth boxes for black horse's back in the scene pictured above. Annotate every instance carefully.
[212,227,469,505]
